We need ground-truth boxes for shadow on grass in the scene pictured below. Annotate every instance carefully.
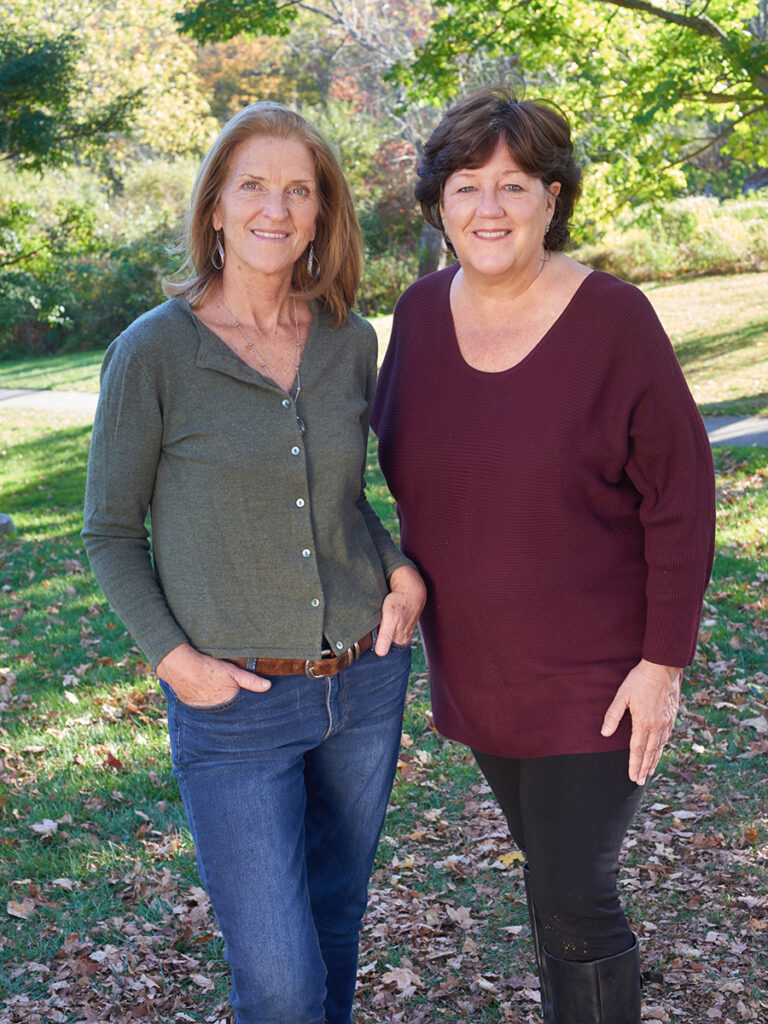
[0,350,104,391]
[674,321,768,372]
[699,392,768,417]
[1,423,92,515]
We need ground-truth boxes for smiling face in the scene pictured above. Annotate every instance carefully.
[212,135,320,287]
[439,139,559,285]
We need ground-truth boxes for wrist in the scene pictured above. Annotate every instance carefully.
[388,565,424,591]
[639,659,682,682]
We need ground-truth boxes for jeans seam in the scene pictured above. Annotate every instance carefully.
[323,674,350,740]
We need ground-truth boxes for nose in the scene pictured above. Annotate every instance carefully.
[262,189,288,218]
[476,186,503,216]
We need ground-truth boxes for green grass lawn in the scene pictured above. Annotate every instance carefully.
[643,273,768,416]
[0,402,766,1023]
[1,271,767,415]
[0,351,105,395]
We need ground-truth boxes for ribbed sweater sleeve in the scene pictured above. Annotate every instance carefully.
[83,321,189,669]
[615,288,715,666]
[357,346,415,580]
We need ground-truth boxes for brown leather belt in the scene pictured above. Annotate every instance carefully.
[226,631,373,680]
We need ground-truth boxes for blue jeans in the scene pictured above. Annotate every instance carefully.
[161,638,410,1024]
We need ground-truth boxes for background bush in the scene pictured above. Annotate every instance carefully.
[1,157,766,358]
[573,194,768,282]
[0,160,196,357]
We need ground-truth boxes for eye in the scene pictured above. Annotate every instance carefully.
[289,186,311,197]
[456,185,476,194]
[503,182,523,192]
[242,180,262,191]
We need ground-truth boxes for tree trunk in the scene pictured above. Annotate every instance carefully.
[418,222,446,278]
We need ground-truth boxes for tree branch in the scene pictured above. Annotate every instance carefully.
[680,90,766,105]
[593,0,768,92]
[592,0,729,43]
[0,243,50,269]
[290,0,381,53]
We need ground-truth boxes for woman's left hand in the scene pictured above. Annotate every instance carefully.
[375,565,427,656]
[601,659,682,786]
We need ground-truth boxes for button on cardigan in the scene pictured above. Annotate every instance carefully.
[83,296,410,670]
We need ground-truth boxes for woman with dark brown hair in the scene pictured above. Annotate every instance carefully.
[372,88,715,1022]
[83,101,425,1024]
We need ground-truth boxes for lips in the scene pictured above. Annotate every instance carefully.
[474,230,510,239]
[250,229,290,240]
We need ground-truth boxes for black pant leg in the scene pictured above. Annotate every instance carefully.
[472,747,644,961]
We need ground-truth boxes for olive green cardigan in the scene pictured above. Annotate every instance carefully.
[82,297,410,670]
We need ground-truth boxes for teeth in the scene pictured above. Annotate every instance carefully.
[475,230,508,238]
[252,230,287,239]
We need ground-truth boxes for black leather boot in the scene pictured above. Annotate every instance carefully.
[523,865,555,1023]
[545,936,642,1023]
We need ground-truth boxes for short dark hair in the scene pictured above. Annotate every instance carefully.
[415,88,582,253]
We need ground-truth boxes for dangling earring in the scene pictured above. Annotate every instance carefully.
[545,221,552,233]
[307,243,319,278]
[211,230,225,270]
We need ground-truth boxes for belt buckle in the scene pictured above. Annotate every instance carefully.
[305,636,361,679]
[305,657,336,679]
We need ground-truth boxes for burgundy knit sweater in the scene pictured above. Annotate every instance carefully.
[372,266,715,758]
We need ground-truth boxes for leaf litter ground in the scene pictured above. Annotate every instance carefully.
[0,413,765,1023]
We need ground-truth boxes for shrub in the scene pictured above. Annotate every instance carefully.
[0,160,192,356]
[573,194,768,281]
[358,249,419,317]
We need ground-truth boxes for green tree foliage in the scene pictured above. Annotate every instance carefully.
[398,0,768,216]
[5,0,218,169]
[0,32,138,169]
[0,1,218,353]
[176,0,299,41]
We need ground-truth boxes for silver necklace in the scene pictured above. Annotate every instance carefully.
[217,285,305,434]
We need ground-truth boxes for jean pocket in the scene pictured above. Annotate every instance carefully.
[159,678,244,714]
[371,626,413,653]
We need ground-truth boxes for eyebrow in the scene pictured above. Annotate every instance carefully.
[235,172,315,185]
[451,166,524,178]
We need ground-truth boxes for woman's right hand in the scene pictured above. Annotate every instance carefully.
[156,643,272,707]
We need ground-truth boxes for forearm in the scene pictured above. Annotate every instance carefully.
[82,529,188,669]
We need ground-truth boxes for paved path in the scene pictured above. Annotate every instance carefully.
[0,387,99,416]
[701,416,768,447]
[1,387,767,447]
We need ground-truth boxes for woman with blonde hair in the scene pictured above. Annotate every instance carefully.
[83,101,425,1024]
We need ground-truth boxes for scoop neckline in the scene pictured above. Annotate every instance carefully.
[444,264,597,378]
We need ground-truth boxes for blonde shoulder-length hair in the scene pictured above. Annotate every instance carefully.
[163,102,363,329]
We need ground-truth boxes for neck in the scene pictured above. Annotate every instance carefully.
[218,269,298,332]
[455,251,552,311]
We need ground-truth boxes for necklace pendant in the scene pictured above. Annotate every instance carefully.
[296,414,307,437]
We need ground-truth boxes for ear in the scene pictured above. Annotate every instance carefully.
[212,204,222,232]
[547,181,561,217]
